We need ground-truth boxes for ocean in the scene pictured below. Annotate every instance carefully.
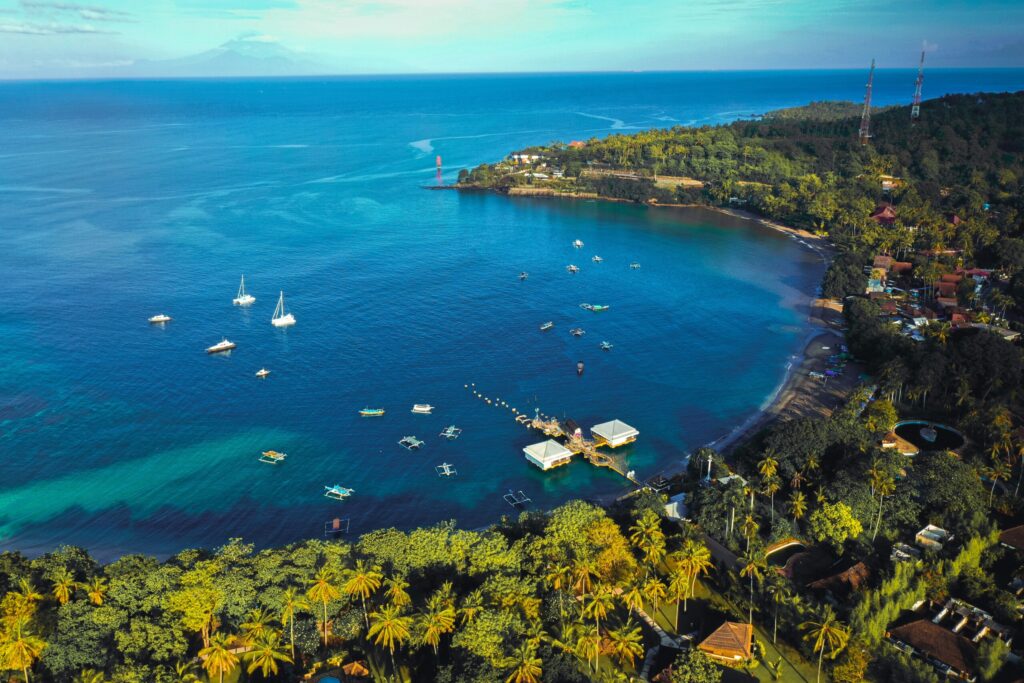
[2,70,1022,559]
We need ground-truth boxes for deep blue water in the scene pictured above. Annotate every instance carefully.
[2,70,1022,559]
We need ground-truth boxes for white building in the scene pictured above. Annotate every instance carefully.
[523,439,573,471]
[590,420,639,448]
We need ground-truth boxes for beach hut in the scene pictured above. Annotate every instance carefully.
[523,439,573,471]
[590,419,639,448]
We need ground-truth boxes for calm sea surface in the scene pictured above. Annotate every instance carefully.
[2,71,1023,559]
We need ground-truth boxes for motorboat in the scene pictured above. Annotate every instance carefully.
[255,368,271,378]
[630,262,641,269]
[566,264,580,273]
[570,328,585,337]
[580,303,594,311]
[233,275,256,306]
[206,338,236,354]
[271,291,296,327]
[148,314,172,324]
[577,360,585,376]
[590,304,610,312]
[573,239,584,248]
[592,255,603,263]
[600,341,614,351]
[411,404,434,414]
[399,436,424,450]
[539,321,554,331]
[519,272,529,280]
[359,407,385,417]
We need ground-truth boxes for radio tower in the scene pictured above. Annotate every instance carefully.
[859,59,876,145]
[911,50,925,122]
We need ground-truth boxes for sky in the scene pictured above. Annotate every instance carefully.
[0,0,1023,79]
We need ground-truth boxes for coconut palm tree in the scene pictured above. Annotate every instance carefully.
[199,632,239,683]
[673,538,712,616]
[172,660,199,683]
[739,552,766,625]
[544,562,572,629]
[72,669,107,683]
[765,578,793,643]
[789,491,807,524]
[367,604,412,679]
[50,568,77,606]
[763,476,781,523]
[84,577,107,606]
[872,476,896,541]
[279,586,308,660]
[619,581,644,614]
[306,566,341,647]
[240,607,273,645]
[571,560,597,596]
[343,560,384,629]
[758,453,779,481]
[605,618,644,669]
[244,631,292,679]
[384,576,411,609]
[583,584,615,633]
[642,576,667,616]
[985,458,1012,506]
[741,514,759,553]
[800,606,849,683]
[458,588,485,625]
[667,567,690,632]
[573,622,602,672]
[2,617,46,683]
[419,594,457,656]
[505,644,543,683]
[789,470,806,490]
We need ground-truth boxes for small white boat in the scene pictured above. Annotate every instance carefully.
[600,341,614,351]
[233,275,256,306]
[630,262,641,269]
[436,462,457,477]
[148,314,172,324]
[255,368,271,378]
[206,338,236,354]
[573,239,584,248]
[540,321,554,331]
[519,272,529,280]
[411,404,434,414]
[271,291,296,328]
[399,435,424,450]
[592,255,603,263]
[570,328,585,337]
[566,264,580,273]
[259,450,286,464]
[324,484,354,500]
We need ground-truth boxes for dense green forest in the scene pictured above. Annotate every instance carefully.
[4,92,1024,682]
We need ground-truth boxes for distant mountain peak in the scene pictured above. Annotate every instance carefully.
[129,36,332,78]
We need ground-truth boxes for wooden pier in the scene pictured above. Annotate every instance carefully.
[464,384,639,486]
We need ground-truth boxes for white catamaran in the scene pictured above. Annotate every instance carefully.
[271,291,296,327]
[233,275,256,306]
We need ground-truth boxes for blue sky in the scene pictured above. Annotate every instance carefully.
[1,0,1023,78]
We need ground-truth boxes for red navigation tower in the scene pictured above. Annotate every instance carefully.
[859,59,876,145]
[911,50,925,122]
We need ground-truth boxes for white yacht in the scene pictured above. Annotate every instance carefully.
[573,239,584,248]
[592,255,603,263]
[411,404,435,414]
[206,338,236,354]
[271,291,296,327]
[148,314,172,324]
[255,368,271,378]
[233,275,256,306]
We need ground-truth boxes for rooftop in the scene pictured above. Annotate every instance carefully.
[590,419,639,441]
[1000,524,1024,551]
[889,619,976,676]
[698,621,753,662]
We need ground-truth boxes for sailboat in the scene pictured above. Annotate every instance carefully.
[271,291,296,327]
[233,275,256,306]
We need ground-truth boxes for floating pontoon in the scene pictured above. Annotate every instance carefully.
[439,425,462,440]
[259,450,287,464]
[436,462,457,477]
[399,436,424,450]
[324,517,351,535]
[324,484,354,500]
[504,489,532,507]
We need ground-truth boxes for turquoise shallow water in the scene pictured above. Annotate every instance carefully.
[2,72,1022,559]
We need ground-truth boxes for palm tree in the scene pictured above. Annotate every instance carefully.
[739,552,766,624]
[306,566,341,647]
[84,577,107,606]
[619,582,644,614]
[605,618,644,669]
[419,594,457,656]
[384,576,411,609]
[800,606,850,683]
[758,453,779,481]
[573,622,602,672]
[244,631,292,679]
[872,476,896,541]
[343,560,384,629]
[789,470,806,490]
[279,586,308,660]
[458,588,485,625]
[172,660,199,683]
[72,669,107,683]
[741,514,759,553]
[3,617,46,683]
[642,577,667,616]
[763,476,781,523]
[51,568,77,606]
[583,584,615,633]
[367,604,412,678]
[544,562,572,629]
[985,458,1012,506]
[571,559,597,596]
[1014,440,1024,498]
[789,491,807,524]
[765,579,793,643]
[667,567,690,631]
[240,607,273,645]
[505,643,543,683]
[199,632,239,683]
[628,509,666,576]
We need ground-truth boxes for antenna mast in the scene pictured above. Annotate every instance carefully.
[911,50,925,122]
[859,59,875,145]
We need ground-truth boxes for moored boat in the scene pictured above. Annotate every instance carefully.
[233,275,256,306]
[590,304,610,312]
[592,255,603,263]
[519,272,529,280]
[600,341,614,351]
[359,407,385,417]
[148,314,172,324]
[573,239,584,248]
[566,264,580,273]
[271,291,296,327]
[206,338,236,354]
[411,404,434,414]
[539,321,554,331]
[255,368,271,378]
[570,327,585,337]
[579,303,594,311]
